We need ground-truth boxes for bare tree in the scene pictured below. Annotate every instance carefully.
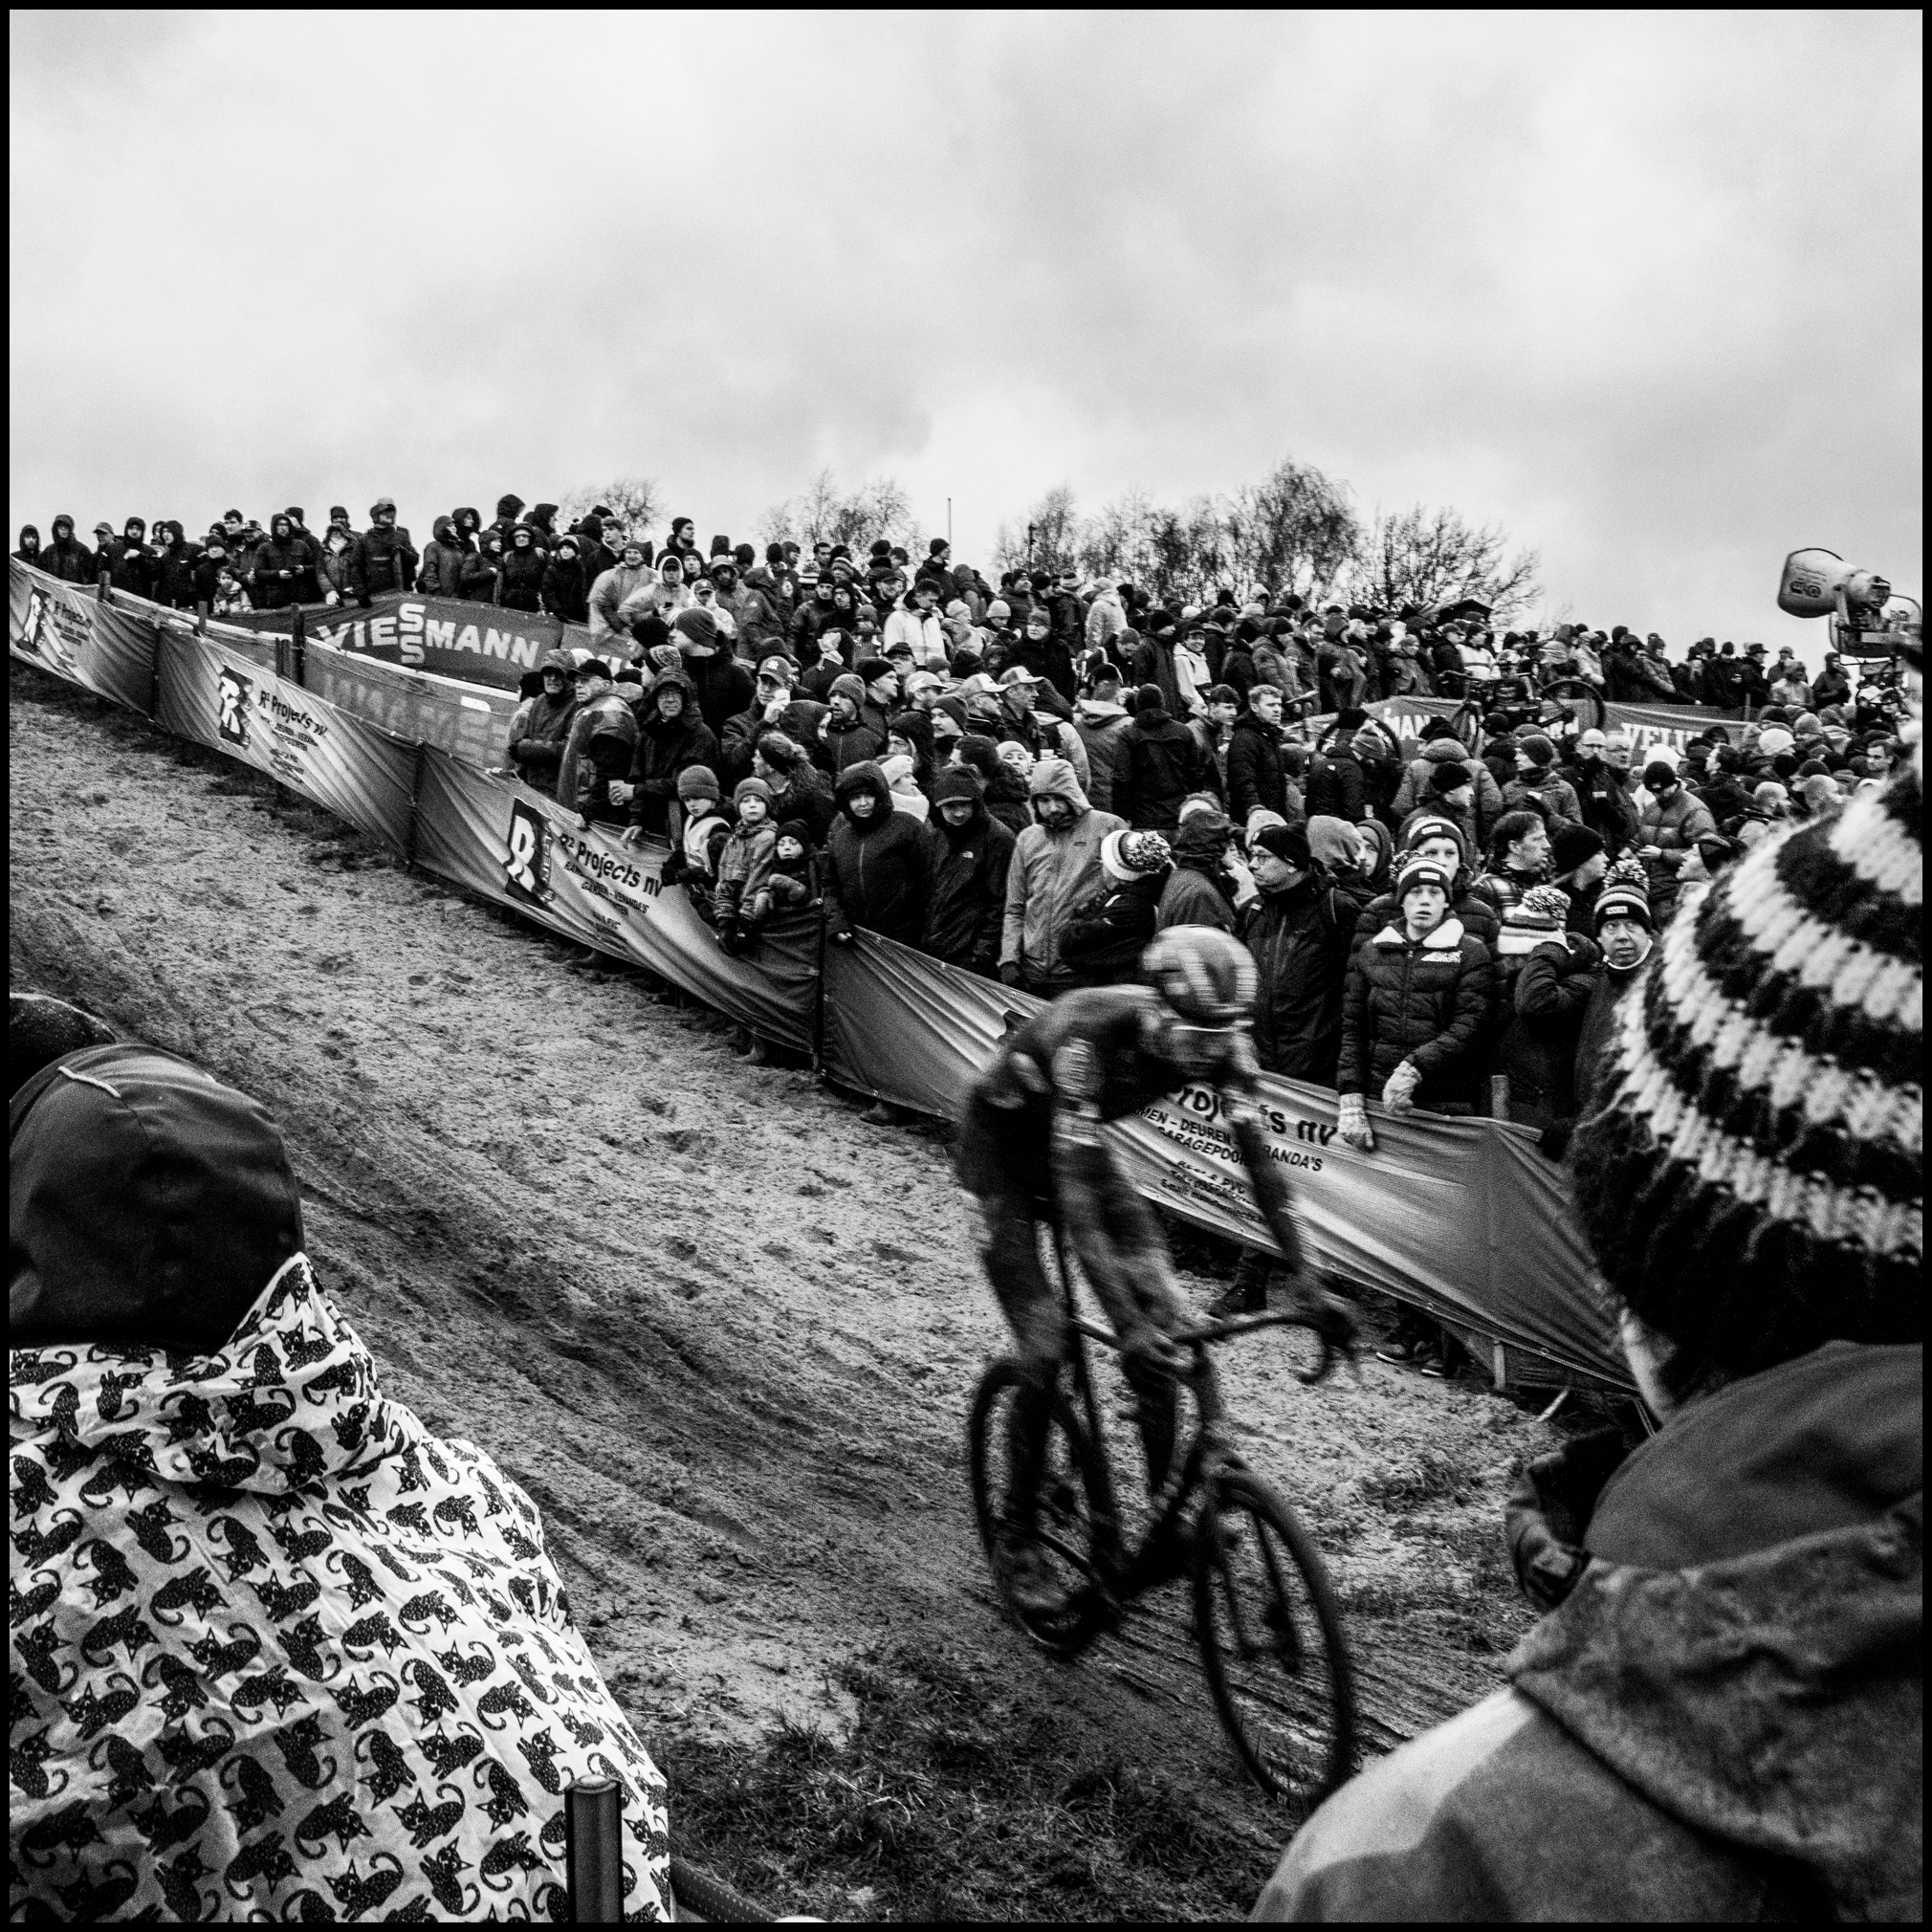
[1222,459,1360,604]
[555,475,662,545]
[995,484,1081,580]
[1350,505,1542,622]
[758,470,920,555]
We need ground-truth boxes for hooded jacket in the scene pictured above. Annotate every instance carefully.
[505,653,579,796]
[415,515,470,598]
[626,673,720,829]
[100,527,158,599]
[539,545,590,624]
[41,516,97,584]
[13,523,41,565]
[1338,914,1494,1105]
[999,758,1125,986]
[8,1253,670,1922]
[249,515,321,608]
[496,530,547,612]
[585,560,650,643]
[557,689,637,825]
[1112,698,1213,832]
[1240,867,1373,1084]
[823,762,930,945]
[1070,696,1135,815]
[920,772,1017,973]
[1260,1342,1921,1923]
[351,502,417,604]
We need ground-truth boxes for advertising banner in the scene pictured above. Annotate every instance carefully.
[154,630,418,850]
[409,751,818,1050]
[8,564,159,713]
[823,932,1622,1384]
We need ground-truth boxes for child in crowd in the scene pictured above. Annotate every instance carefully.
[714,778,779,953]
[664,764,731,919]
[767,820,819,913]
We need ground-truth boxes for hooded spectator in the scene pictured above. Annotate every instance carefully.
[1503,732,1585,829]
[1811,651,1853,710]
[520,500,560,551]
[99,516,157,598]
[1493,887,1602,1131]
[249,512,321,609]
[9,1044,670,1922]
[1113,682,1214,833]
[623,667,721,839]
[1353,814,1502,962]
[144,519,203,609]
[1062,828,1175,985]
[13,522,42,565]
[921,765,1017,977]
[1336,854,1495,1149]
[886,707,938,796]
[1070,678,1137,816]
[486,492,526,551]
[1155,809,1243,935]
[351,497,418,604]
[588,537,653,648]
[670,604,754,737]
[505,650,579,798]
[823,760,930,947]
[416,514,469,597]
[999,756,1124,994]
[496,523,547,613]
[538,534,590,623]
[955,733,1035,838]
[40,513,97,583]
[1251,772,1921,1921]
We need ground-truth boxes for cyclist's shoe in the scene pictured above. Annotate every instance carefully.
[1205,1284,1266,1320]
[1374,1338,1421,1365]
[1000,1531,1067,1617]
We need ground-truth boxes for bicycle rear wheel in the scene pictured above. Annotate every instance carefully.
[1192,1468,1355,1806]
[1450,700,1485,755]
[969,1360,1117,1657]
[1539,677,1607,734]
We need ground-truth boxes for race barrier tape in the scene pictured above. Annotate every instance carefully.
[10,559,1628,1387]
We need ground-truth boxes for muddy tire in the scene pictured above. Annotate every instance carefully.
[1192,1468,1355,1807]
[968,1360,1116,1658]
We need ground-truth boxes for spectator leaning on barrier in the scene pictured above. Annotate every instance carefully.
[921,765,1018,977]
[621,668,719,841]
[999,756,1123,996]
[541,535,590,624]
[101,516,157,598]
[14,523,42,566]
[41,513,96,582]
[9,1033,672,1921]
[553,658,626,827]
[505,650,579,798]
[1260,733,1922,1922]
[823,759,929,949]
[1336,854,1495,1150]
[1493,886,1601,1132]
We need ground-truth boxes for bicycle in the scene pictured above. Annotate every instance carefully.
[1450,671,1606,755]
[967,1229,1357,1809]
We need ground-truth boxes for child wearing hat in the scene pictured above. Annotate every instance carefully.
[662,764,731,910]
[714,778,779,952]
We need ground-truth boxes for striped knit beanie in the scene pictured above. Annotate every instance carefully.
[1568,768,1921,1397]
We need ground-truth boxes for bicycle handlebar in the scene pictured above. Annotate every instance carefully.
[1072,1308,1340,1384]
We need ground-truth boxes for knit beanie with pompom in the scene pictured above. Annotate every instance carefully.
[1568,767,1921,1399]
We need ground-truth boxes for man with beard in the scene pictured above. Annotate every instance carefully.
[1560,728,1640,855]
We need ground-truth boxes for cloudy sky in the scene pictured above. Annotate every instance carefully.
[11,11,1921,659]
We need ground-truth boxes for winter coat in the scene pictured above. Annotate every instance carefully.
[100,536,157,599]
[506,671,578,797]
[1503,767,1585,829]
[677,649,755,739]
[714,820,779,925]
[999,762,1124,988]
[1070,699,1134,816]
[352,520,418,602]
[1571,951,1650,1113]
[1258,1341,1921,1924]
[920,797,1016,974]
[1121,632,1182,715]
[1390,741,1504,841]
[626,675,721,835]
[883,602,948,670]
[1337,915,1494,1106]
[762,750,838,846]
[1497,933,1603,1129]
[1305,742,1368,824]
[1155,862,1240,936]
[823,762,930,945]
[1062,870,1170,984]
[1562,756,1641,855]
[823,707,889,775]
[587,561,652,645]
[416,516,469,597]
[41,524,99,583]
[497,540,547,613]
[1112,703,1213,833]
[250,522,321,608]
[151,533,205,609]
[540,553,590,624]
[1241,872,1372,1085]
[7,1255,670,1924]
[557,692,637,826]
[720,582,782,660]
[1636,786,1717,916]
[1226,713,1291,825]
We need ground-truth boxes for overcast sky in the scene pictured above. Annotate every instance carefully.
[11,11,1921,660]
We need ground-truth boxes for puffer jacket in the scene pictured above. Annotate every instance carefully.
[415,516,469,597]
[1391,739,1506,843]
[1258,1342,1921,1923]
[1496,932,1603,1130]
[626,672,721,834]
[714,819,779,924]
[1337,914,1494,1106]
[1226,712,1291,825]
[1112,700,1212,832]
[920,782,1016,974]
[999,759,1124,989]
[1503,766,1586,829]
[497,535,547,613]
[1241,870,1372,1084]
[1636,785,1717,917]
[824,762,930,945]
[587,560,652,645]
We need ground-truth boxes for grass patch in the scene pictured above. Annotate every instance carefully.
[1355,1449,1475,1509]
[658,1641,1283,1921]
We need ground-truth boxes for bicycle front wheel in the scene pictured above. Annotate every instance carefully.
[1192,1468,1356,1807]
[968,1360,1116,1658]
[1540,677,1607,734]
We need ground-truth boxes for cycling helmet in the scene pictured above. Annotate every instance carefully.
[1141,928,1258,1026]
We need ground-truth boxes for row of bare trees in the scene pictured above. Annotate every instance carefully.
[559,459,1542,623]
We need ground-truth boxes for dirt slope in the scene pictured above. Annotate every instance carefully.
[10,661,1567,1918]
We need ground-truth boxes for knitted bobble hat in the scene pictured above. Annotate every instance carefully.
[1569,767,1921,1398]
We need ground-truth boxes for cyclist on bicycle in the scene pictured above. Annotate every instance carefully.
[957,926,1359,1609]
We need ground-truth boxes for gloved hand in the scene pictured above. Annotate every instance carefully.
[999,962,1025,989]
[718,917,743,956]
[1337,1093,1374,1152]
[1504,1428,1629,1613]
[1382,1060,1421,1113]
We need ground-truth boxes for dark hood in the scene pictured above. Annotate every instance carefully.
[17,525,39,550]
[528,502,559,533]
[494,494,525,519]
[835,760,894,825]
[645,669,697,723]
[1512,1343,1921,1921]
[432,515,456,544]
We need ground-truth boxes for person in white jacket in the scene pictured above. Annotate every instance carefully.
[883,582,949,670]
[1086,582,1128,655]
[586,537,654,648]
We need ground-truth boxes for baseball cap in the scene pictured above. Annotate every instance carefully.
[999,666,1043,687]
